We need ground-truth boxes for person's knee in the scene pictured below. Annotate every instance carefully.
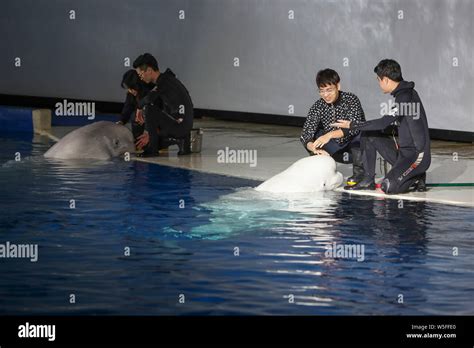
[380,177,400,194]
[331,151,346,163]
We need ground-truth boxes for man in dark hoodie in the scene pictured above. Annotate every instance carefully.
[133,53,194,157]
[332,59,430,194]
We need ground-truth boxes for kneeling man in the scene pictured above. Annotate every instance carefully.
[133,53,194,157]
[301,69,366,185]
[332,59,430,194]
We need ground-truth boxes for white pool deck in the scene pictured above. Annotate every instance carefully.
[50,118,474,207]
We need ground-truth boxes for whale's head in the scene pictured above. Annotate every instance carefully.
[103,123,135,157]
[306,155,343,191]
[256,155,344,193]
[44,121,135,160]
[323,169,344,190]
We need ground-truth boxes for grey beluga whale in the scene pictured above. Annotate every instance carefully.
[44,121,134,160]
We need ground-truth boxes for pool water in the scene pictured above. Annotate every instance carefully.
[0,133,473,315]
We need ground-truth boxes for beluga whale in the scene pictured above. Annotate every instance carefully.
[255,155,343,193]
[44,121,134,160]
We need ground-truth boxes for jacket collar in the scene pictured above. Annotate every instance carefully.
[391,80,415,96]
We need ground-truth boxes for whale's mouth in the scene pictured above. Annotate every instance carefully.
[329,172,344,189]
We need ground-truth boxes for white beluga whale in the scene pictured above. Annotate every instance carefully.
[44,121,134,160]
[256,155,343,193]
[178,157,343,239]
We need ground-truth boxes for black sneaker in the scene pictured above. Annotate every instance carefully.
[346,175,365,187]
[177,135,191,156]
[414,173,427,192]
[344,177,375,190]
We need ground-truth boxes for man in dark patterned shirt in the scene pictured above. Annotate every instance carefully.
[300,69,366,184]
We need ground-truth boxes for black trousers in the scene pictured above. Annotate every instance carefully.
[144,105,192,153]
[312,130,361,163]
[361,133,430,194]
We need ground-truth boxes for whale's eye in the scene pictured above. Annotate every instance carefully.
[114,139,120,146]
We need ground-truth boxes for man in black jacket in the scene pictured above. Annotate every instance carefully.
[133,53,194,157]
[332,59,430,194]
[301,69,366,185]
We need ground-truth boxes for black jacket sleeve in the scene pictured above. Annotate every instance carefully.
[345,94,365,138]
[342,115,398,136]
[352,115,399,131]
[137,90,161,109]
[120,93,137,124]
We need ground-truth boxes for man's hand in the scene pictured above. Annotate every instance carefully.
[306,142,330,156]
[314,133,332,148]
[135,131,149,150]
[306,141,317,153]
[135,109,145,125]
[313,149,330,156]
[176,118,183,124]
[330,120,351,129]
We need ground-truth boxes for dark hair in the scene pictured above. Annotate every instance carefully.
[316,69,340,88]
[374,59,403,82]
[121,69,153,99]
[121,69,140,90]
[133,53,159,71]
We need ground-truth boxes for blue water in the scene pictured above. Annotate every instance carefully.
[0,133,473,315]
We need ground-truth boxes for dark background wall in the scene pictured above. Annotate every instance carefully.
[0,0,472,132]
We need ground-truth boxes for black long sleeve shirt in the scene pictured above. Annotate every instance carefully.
[119,93,138,125]
[300,91,365,148]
